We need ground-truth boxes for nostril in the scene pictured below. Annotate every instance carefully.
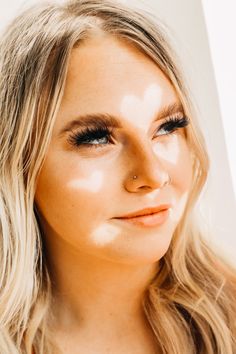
[139,185,152,190]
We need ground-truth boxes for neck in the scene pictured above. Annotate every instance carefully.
[44,235,158,331]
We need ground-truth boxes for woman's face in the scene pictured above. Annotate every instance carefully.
[35,35,193,265]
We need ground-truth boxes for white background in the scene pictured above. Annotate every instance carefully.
[201,0,236,198]
[0,0,235,264]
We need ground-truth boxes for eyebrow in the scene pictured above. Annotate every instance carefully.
[58,102,184,137]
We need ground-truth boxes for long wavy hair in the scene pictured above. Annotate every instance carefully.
[0,0,235,353]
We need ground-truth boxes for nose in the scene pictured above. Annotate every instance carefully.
[123,138,170,193]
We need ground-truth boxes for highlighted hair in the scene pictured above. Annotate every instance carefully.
[0,0,235,353]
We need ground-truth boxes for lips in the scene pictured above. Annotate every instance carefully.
[115,204,171,219]
[113,205,171,228]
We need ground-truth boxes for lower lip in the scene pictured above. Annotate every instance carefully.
[114,209,170,228]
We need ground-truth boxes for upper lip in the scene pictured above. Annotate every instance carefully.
[114,204,171,219]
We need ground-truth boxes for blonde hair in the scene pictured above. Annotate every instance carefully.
[0,0,235,353]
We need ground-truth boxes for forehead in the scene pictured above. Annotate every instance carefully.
[55,35,179,131]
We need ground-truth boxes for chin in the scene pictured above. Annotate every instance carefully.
[103,239,172,266]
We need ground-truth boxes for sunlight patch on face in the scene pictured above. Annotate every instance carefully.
[120,84,162,129]
[68,170,104,193]
[171,192,189,223]
[153,135,180,164]
[91,223,121,246]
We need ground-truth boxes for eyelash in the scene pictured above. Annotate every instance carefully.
[67,116,190,149]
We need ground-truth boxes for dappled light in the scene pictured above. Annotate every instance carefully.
[120,83,162,131]
[91,222,121,245]
[68,170,104,193]
[153,135,180,164]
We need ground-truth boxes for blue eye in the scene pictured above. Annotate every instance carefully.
[68,125,113,149]
[156,116,190,136]
[67,116,190,150]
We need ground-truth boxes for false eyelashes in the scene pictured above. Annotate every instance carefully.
[68,124,114,148]
[67,115,190,149]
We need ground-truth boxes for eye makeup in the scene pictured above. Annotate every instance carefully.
[67,115,190,150]
[157,115,189,136]
[67,124,114,148]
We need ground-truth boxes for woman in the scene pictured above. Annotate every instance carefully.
[0,0,235,353]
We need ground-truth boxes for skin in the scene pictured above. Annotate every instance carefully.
[34,35,193,353]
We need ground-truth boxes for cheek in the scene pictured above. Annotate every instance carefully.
[34,151,113,241]
[173,138,193,222]
[173,142,193,192]
[154,134,193,190]
[154,135,193,222]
